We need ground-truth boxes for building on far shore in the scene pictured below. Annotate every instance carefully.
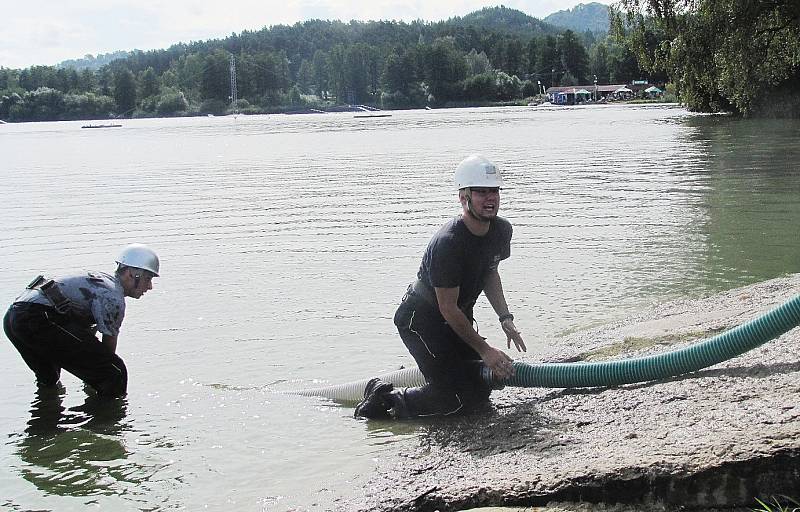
[545,81,660,105]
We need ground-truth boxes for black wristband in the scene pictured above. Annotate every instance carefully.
[498,313,514,323]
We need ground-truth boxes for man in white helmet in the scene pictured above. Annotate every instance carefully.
[3,244,159,397]
[355,155,526,419]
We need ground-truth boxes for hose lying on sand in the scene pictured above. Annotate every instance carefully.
[289,294,800,402]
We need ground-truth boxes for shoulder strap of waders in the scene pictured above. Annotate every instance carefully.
[28,276,73,314]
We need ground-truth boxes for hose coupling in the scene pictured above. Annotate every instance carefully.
[480,364,506,390]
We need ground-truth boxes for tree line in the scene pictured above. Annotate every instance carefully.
[612,0,799,117]
[0,7,646,122]
[3,2,796,121]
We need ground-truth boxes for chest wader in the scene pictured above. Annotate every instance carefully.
[26,275,86,342]
[18,275,127,396]
[388,281,490,418]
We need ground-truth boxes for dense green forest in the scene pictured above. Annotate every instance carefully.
[612,0,800,117]
[0,6,646,122]
[545,3,611,33]
[2,1,795,122]
[57,51,133,72]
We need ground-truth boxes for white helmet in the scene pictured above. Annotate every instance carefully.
[454,154,504,190]
[116,244,160,276]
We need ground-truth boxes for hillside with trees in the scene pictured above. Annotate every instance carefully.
[544,2,610,34]
[0,6,650,122]
[452,6,557,37]
[57,51,132,71]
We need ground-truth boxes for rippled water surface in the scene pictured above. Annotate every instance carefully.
[1,105,799,510]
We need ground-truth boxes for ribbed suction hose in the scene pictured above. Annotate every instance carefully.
[290,294,800,401]
[291,367,427,402]
[508,293,800,388]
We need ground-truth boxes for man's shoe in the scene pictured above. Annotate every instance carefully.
[385,388,411,419]
[354,378,393,419]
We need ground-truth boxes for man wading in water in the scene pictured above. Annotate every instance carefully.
[355,154,526,419]
[3,244,159,398]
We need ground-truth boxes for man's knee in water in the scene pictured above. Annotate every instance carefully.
[93,357,128,397]
[93,376,127,397]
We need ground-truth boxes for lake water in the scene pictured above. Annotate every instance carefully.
[1,105,799,511]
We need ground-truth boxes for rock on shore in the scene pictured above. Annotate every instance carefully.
[350,275,800,511]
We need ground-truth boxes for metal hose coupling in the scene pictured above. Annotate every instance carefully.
[480,363,507,390]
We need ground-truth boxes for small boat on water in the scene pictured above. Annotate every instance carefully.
[81,124,122,129]
[353,113,392,118]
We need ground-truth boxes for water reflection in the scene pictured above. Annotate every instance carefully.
[686,116,800,286]
[3,107,800,511]
[16,389,130,497]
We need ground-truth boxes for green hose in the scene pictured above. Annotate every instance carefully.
[292,294,800,401]
[508,293,800,388]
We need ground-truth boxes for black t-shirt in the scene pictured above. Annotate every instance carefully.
[417,216,512,310]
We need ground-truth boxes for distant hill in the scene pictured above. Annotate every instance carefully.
[50,7,562,72]
[543,2,610,33]
[449,5,559,37]
[57,50,132,71]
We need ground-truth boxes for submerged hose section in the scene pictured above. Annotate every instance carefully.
[291,367,426,402]
[291,294,800,401]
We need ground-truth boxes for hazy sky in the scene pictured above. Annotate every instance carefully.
[0,0,612,69]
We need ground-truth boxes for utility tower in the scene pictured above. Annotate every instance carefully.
[229,54,238,113]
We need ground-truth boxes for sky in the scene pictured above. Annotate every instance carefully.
[0,0,612,70]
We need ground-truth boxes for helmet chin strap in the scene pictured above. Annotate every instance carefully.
[464,188,492,223]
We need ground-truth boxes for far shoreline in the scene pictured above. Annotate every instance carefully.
[0,100,686,125]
